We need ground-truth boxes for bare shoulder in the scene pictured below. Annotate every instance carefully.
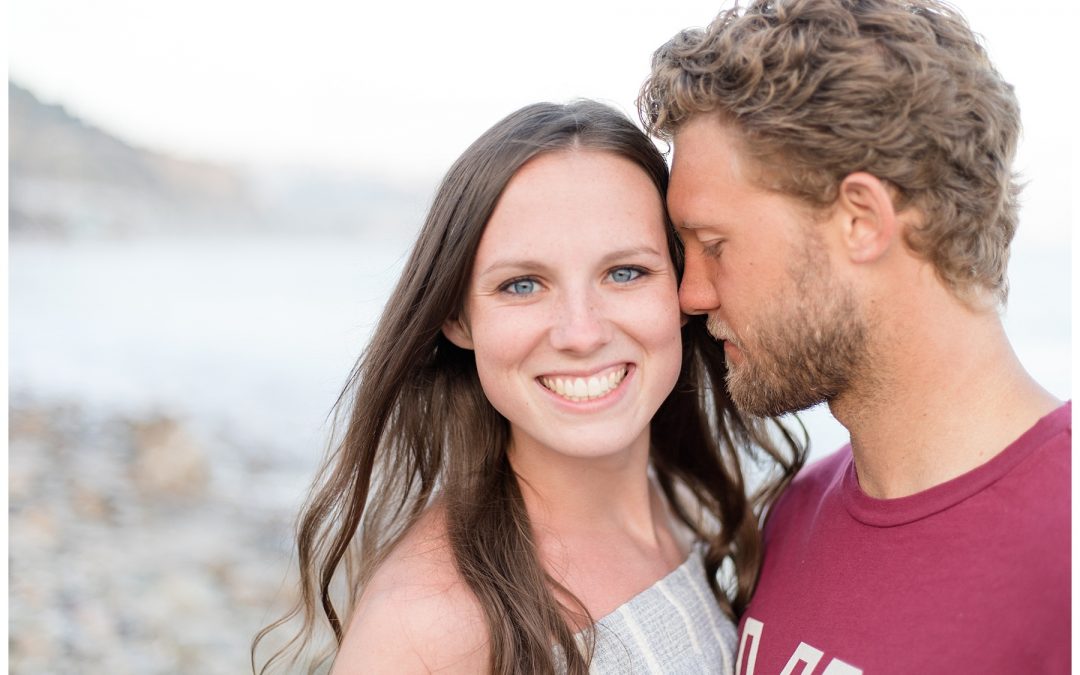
[331,506,489,674]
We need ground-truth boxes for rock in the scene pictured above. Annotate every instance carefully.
[8,399,311,673]
[69,480,114,522]
[129,417,210,498]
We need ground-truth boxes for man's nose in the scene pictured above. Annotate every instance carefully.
[678,249,720,316]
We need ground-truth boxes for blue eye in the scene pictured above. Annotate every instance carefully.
[610,267,643,283]
[503,278,539,295]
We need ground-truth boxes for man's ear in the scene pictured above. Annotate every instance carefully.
[442,315,474,350]
[834,172,900,264]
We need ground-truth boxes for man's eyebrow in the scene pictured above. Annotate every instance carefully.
[675,221,719,233]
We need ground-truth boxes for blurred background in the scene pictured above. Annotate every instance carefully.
[8,0,1072,672]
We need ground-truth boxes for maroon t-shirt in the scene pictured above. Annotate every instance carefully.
[738,402,1071,674]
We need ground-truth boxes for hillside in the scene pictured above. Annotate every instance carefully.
[9,81,428,238]
[9,82,257,236]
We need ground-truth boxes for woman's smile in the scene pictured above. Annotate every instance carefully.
[537,363,632,404]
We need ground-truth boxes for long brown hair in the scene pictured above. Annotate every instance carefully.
[253,99,804,674]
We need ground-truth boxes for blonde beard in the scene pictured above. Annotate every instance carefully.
[704,279,868,418]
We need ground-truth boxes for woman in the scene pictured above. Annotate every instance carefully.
[254,100,803,674]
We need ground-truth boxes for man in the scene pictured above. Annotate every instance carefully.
[639,1,1070,673]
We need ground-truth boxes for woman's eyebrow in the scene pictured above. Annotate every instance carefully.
[476,258,549,278]
[478,246,664,278]
[597,246,665,265]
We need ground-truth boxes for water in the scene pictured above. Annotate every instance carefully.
[10,235,411,465]
[9,232,1071,470]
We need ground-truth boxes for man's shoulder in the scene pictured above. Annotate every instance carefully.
[997,400,1071,489]
[785,444,851,500]
[765,444,851,530]
[1037,399,1071,443]
[1007,400,1071,507]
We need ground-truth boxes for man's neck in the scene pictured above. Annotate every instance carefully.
[830,301,1060,500]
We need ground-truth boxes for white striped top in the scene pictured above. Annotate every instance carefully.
[559,542,738,674]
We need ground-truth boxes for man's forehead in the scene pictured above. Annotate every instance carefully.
[671,117,749,174]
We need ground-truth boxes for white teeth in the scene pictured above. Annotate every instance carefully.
[539,366,628,402]
[572,379,588,398]
[586,376,602,397]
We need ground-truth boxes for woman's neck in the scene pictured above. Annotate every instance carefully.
[507,430,691,614]
[507,429,686,570]
[507,430,661,544]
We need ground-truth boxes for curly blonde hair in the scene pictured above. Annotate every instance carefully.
[639,0,1021,304]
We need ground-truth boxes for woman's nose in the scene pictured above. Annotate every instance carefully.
[548,291,612,354]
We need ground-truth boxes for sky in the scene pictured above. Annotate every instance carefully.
[8,1,1077,198]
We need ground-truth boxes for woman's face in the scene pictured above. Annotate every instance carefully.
[444,149,683,464]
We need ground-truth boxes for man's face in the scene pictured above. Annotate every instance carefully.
[667,116,869,417]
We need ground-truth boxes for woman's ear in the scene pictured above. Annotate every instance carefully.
[834,172,900,264]
[442,316,474,350]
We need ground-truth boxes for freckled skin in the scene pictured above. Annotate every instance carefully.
[454,149,684,464]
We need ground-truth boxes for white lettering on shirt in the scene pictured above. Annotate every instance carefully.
[738,617,863,675]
